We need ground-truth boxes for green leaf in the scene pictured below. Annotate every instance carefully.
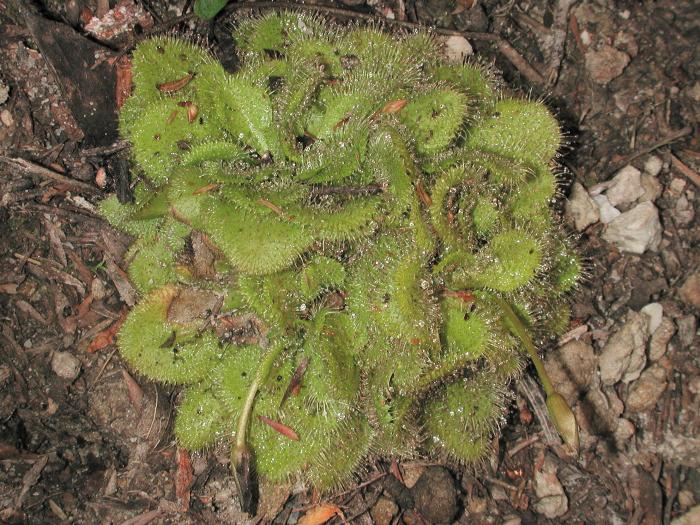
[194,0,229,20]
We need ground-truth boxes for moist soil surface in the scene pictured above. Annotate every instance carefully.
[0,1,699,524]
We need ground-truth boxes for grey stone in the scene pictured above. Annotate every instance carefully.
[626,364,668,412]
[566,182,600,231]
[602,202,662,254]
[605,165,644,207]
[51,351,81,381]
[599,311,649,385]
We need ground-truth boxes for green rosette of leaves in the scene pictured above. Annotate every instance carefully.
[101,11,581,507]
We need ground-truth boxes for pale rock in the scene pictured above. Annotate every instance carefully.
[585,45,630,85]
[673,194,695,225]
[0,109,13,128]
[565,182,600,231]
[580,30,592,47]
[639,173,663,203]
[669,177,687,195]
[602,202,662,254]
[593,194,621,224]
[671,505,700,525]
[544,340,598,405]
[599,311,649,385]
[644,155,663,177]
[626,364,668,412]
[640,302,663,335]
[443,35,473,64]
[605,165,644,207]
[649,317,676,361]
[51,351,81,381]
[533,457,568,519]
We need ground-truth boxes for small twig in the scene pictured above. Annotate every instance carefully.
[497,40,546,85]
[331,472,387,501]
[81,140,131,157]
[507,433,541,457]
[0,156,100,195]
[604,126,693,177]
[670,153,700,188]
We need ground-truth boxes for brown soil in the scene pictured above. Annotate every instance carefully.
[0,1,698,524]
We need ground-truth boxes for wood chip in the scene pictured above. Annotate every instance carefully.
[103,253,137,306]
[298,504,342,525]
[175,448,194,512]
[15,455,48,509]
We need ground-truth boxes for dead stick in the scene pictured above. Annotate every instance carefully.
[0,156,100,195]
[605,126,693,176]
[507,433,541,457]
[81,140,130,157]
[497,40,546,85]
[670,153,700,188]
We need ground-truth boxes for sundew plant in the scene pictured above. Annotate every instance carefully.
[101,11,580,508]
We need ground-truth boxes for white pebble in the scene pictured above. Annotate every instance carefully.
[644,156,663,177]
[640,303,663,335]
